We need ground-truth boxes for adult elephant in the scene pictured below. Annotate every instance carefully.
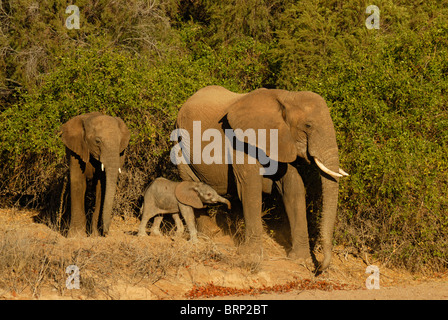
[175,86,348,270]
[61,112,130,237]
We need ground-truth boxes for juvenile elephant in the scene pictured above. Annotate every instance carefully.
[175,86,348,270]
[61,112,130,237]
[137,177,231,242]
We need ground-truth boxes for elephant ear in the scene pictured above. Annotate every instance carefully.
[61,113,101,163]
[226,89,297,163]
[115,117,130,153]
[175,182,204,209]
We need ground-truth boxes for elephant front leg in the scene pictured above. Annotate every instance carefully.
[138,203,158,236]
[278,165,311,263]
[178,204,198,243]
[68,155,87,237]
[172,213,185,237]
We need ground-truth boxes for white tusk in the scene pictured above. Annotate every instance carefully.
[339,168,349,177]
[314,157,343,178]
[118,168,122,174]
[101,163,104,171]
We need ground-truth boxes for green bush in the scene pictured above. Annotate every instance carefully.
[272,0,448,271]
[0,27,268,209]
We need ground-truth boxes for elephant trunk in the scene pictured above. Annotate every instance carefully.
[209,194,232,209]
[218,196,231,210]
[317,149,340,271]
[101,154,120,236]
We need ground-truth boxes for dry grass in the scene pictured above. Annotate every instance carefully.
[0,208,282,299]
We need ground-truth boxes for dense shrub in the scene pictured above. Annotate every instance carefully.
[0,0,447,272]
[272,0,448,271]
[0,30,268,213]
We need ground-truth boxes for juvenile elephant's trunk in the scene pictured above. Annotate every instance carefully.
[218,196,231,210]
[209,194,232,209]
[101,155,120,236]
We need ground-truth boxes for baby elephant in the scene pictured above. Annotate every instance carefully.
[138,178,231,242]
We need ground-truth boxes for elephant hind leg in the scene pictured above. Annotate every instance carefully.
[148,214,184,237]
[178,163,200,182]
[138,201,158,236]
[149,216,163,236]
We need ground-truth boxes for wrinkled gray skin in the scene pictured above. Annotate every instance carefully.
[61,112,130,237]
[138,177,231,242]
[176,86,348,270]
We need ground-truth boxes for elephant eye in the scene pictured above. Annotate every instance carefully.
[95,137,102,145]
[305,123,312,129]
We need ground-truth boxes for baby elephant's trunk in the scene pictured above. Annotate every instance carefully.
[216,196,231,210]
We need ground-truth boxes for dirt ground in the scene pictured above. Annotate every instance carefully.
[0,208,446,300]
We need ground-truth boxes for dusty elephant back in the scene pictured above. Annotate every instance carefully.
[178,86,244,124]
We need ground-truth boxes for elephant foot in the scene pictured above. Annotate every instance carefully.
[237,242,264,272]
[149,230,162,237]
[174,228,185,238]
[189,236,199,244]
[288,248,313,267]
[67,228,87,238]
[238,241,263,258]
[137,231,148,237]
[196,215,221,237]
